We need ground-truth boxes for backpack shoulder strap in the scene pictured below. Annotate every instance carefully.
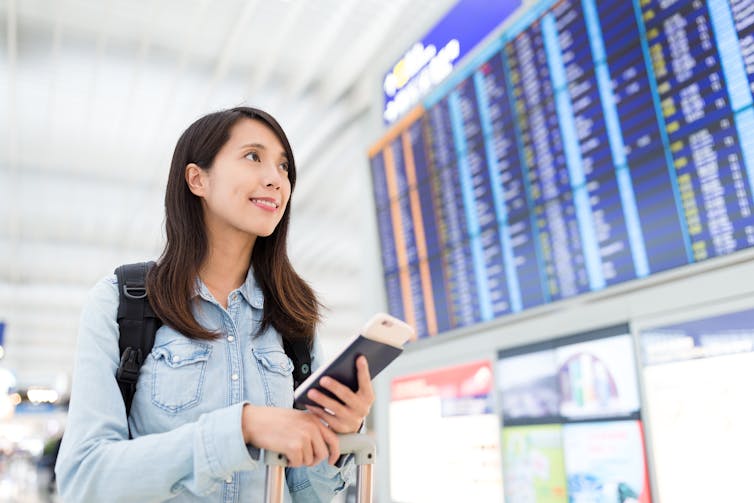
[114,261,160,420]
[283,336,312,391]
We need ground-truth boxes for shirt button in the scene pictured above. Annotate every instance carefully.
[231,373,239,381]
[227,335,235,342]
[231,293,239,302]
[225,476,233,484]
[172,355,181,363]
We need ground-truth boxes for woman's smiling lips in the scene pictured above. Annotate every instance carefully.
[250,197,280,212]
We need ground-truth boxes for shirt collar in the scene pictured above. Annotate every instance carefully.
[192,265,265,309]
[239,266,265,309]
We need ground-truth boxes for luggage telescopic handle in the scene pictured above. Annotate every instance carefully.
[262,433,376,503]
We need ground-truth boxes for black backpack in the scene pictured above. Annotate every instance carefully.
[113,262,312,420]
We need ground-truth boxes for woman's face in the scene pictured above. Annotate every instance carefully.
[189,118,292,243]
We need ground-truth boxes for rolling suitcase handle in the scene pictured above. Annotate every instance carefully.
[262,433,376,503]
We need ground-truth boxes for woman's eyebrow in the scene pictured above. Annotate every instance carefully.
[239,142,287,158]
[239,142,266,151]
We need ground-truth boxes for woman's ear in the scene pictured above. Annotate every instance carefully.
[185,163,206,197]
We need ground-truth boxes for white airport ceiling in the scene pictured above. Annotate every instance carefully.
[0,0,458,388]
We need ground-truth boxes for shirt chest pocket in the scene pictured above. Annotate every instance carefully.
[151,340,212,414]
[252,347,294,407]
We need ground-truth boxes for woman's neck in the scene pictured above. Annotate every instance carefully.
[200,229,256,308]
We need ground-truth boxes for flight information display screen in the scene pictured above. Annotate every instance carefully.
[369,0,754,338]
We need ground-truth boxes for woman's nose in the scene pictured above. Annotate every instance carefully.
[263,163,282,188]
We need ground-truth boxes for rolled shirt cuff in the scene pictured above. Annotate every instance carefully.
[198,401,259,478]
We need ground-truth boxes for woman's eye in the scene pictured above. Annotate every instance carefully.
[245,151,260,162]
[279,162,289,172]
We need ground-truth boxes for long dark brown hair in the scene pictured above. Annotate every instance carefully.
[146,106,320,346]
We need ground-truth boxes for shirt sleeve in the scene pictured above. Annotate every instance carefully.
[55,276,259,502]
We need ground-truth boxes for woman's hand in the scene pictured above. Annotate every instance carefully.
[241,405,340,466]
[304,356,374,434]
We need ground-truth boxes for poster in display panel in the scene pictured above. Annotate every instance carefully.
[389,360,503,503]
[639,306,754,502]
[496,324,649,502]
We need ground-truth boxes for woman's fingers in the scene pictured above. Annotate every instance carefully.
[313,419,341,465]
[307,384,349,415]
[304,356,376,433]
[241,405,342,467]
[355,356,374,402]
[303,414,330,465]
[301,435,314,466]
[305,389,362,432]
[307,405,346,431]
[309,373,371,417]
[311,377,355,405]
[286,445,302,467]
[306,402,362,434]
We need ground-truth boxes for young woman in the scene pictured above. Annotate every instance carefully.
[55,107,374,502]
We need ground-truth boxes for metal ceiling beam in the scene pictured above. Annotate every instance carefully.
[0,238,161,284]
[198,0,260,112]
[290,96,370,207]
[6,160,164,191]
[284,0,361,99]
[141,0,211,181]
[4,346,76,364]
[319,0,413,105]
[241,0,307,100]
[5,0,18,152]
[0,282,90,308]
[114,0,161,248]
[1,313,79,333]
[6,0,19,284]
[45,1,63,171]
[81,0,113,141]
[115,0,158,142]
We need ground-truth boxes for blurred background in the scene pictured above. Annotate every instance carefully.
[0,0,455,500]
[4,0,754,502]
[0,0,461,388]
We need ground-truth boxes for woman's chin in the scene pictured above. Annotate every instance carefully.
[250,226,277,238]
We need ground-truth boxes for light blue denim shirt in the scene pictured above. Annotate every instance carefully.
[56,267,354,502]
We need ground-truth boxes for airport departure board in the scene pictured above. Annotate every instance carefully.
[369,0,754,338]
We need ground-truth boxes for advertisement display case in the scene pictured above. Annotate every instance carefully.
[389,360,503,502]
